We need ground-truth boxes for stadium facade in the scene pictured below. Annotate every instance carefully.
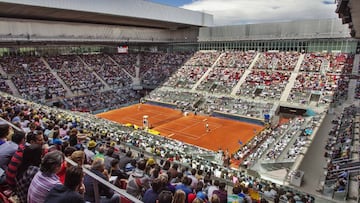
[0,0,358,54]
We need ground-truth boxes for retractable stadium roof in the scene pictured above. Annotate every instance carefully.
[0,0,213,29]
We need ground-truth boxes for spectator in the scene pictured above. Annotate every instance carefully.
[44,165,85,203]
[0,122,10,145]
[213,182,227,203]
[70,150,86,166]
[15,144,42,203]
[175,176,192,200]
[6,130,44,187]
[119,150,134,171]
[169,163,179,180]
[126,159,151,199]
[0,131,25,171]
[210,194,220,203]
[27,150,64,203]
[188,168,198,189]
[68,128,79,147]
[84,140,97,164]
[157,190,173,203]
[104,147,115,170]
[143,178,163,203]
[172,189,186,203]
[84,158,120,203]
[206,179,219,200]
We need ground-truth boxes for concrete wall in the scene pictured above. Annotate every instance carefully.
[0,18,199,43]
[199,18,351,41]
[0,0,213,27]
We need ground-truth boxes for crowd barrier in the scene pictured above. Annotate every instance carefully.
[66,158,143,203]
[145,99,177,109]
[0,97,343,203]
[212,111,264,126]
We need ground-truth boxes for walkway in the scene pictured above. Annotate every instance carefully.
[295,54,360,202]
[40,57,74,97]
[231,52,260,95]
[192,53,224,91]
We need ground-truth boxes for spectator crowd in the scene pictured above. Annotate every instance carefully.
[0,93,318,203]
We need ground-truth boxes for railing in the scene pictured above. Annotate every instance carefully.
[0,117,142,203]
[65,158,142,203]
[0,117,23,132]
[0,93,345,203]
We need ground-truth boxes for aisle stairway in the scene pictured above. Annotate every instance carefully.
[280,72,298,102]
[40,57,74,97]
[0,66,20,96]
[231,52,260,95]
[296,54,360,202]
[293,53,305,73]
[279,54,304,102]
[107,55,135,80]
[0,67,7,76]
[76,56,111,91]
[5,80,20,96]
[191,53,224,91]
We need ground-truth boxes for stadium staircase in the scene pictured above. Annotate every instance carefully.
[352,54,359,75]
[40,57,74,97]
[230,52,260,95]
[0,67,7,76]
[107,55,135,80]
[5,79,20,97]
[258,118,301,166]
[344,54,360,107]
[0,67,20,96]
[348,114,360,200]
[92,71,111,91]
[76,56,111,91]
[279,72,298,102]
[293,53,305,73]
[191,53,225,91]
[279,53,305,102]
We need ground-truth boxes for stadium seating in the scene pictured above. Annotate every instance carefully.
[288,72,340,105]
[0,55,66,101]
[216,51,256,68]
[201,96,273,119]
[253,52,299,71]
[45,55,85,71]
[322,105,358,200]
[264,117,305,161]
[327,53,354,74]
[163,66,208,89]
[81,53,133,87]
[12,72,66,101]
[148,88,203,111]
[109,52,164,77]
[142,52,193,87]
[45,54,105,94]
[63,89,141,112]
[300,53,329,73]
[196,67,245,94]
[0,56,49,74]
[236,70,291,100]
[0,78,11,94]
[109,53,138,77]
[0,50,353,110]
[0,93,317,203]
[142,64,181,87]
[184,51,221,67]
[355,80,360,100]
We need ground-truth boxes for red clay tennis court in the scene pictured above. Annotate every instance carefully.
[97,103,263,154]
